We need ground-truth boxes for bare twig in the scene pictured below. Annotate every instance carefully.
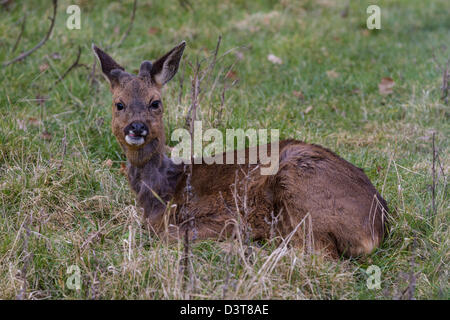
[56,126,67,174]
[89,60,99,87]
[441,60,449,104]
[54,46,85,85]
[340,2,349,18]
[16,213,33,300]
[90,0,137,85]
[431,132,437,218]
[3,0,57,67]
[12,14,27,53]
[178,61,185,105]
[431,48,449,105]
[178,0,192,11]
[115,0,138,49]
[222,252,231,299]
[200,35,222,83]
[402,237,417,300]
[181,227,190,297]
[186,59,202,132]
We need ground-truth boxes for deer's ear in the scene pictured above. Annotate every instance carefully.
[92,44,125,87]
[151,41,186,86]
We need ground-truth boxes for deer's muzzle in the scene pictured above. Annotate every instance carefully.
[124,121,148,146]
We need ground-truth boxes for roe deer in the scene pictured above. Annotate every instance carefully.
[92,41,388,258]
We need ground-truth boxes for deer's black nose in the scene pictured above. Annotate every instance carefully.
[125,122,148,137]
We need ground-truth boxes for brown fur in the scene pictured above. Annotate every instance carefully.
[93,42,388,258]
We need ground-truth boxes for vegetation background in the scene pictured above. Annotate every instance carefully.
[0,0,448,299]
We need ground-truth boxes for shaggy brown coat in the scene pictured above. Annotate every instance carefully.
[93,42,388,258]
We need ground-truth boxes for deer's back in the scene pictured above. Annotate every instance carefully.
[171,139,387,257]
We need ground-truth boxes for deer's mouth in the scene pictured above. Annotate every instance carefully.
[124,122,148,147]
[125,132,146,146]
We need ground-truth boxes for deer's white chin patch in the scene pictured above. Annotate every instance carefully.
[125,135,145,146]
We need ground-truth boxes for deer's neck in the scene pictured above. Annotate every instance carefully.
[122,138,164,168]
[126,143,185,221]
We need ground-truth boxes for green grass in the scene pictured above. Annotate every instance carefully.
[0,0,448,299]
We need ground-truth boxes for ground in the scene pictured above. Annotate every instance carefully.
[0,0,448,299]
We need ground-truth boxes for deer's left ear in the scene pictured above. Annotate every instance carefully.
[150,41,186,86]
[92,44,126,88]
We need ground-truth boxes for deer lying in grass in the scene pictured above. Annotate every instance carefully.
[92,41,388,258]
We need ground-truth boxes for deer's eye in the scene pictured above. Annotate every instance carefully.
[149,100,161,110]
[116,102,124,111]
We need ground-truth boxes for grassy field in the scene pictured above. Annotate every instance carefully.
[0,0,448,299]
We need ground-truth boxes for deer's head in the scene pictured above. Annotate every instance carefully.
[92,41,185,166]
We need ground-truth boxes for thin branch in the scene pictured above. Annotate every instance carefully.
[178,60,185,105]
[54,46,83,85]
[403,237,417,300]
[441,59,449,104]
[2,0,57,67]
[91,0,137,85]
[431,132,436,218]
[56,126,67,174]
[12,14,27,53]
[199,35,222,83]
[16,213,33,300]
[115,0,138,48]
[181,226,191,298]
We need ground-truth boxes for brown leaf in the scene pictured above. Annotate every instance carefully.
[39,63,49,72]
[293,90,304,100]
[304,105,313,114]
[267,54,283,65]
[148,27,160,35]
[40,131,52,141]
[225,70,238,80]
[28,117,42,126]
[326,69,339,79]
[378,77,395,95]
[104,159,113,167]
[120,163,127,176]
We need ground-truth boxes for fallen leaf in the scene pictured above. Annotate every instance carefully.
[267,54,283,65]
[378,77,395,95]
[293,90,304,100]
[326,69,339,79]
[28,117,42,126]
[148,27,160,35]
[114,26,120,34]
[40,131,52,141]
[104,159,113,167]
[225,70,238,80]
[304,105,313,114]
[120,163,127,176]
[39,63,49,72]
[361,29,370,37]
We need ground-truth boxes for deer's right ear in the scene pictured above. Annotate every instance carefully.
[92,44,125,88]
